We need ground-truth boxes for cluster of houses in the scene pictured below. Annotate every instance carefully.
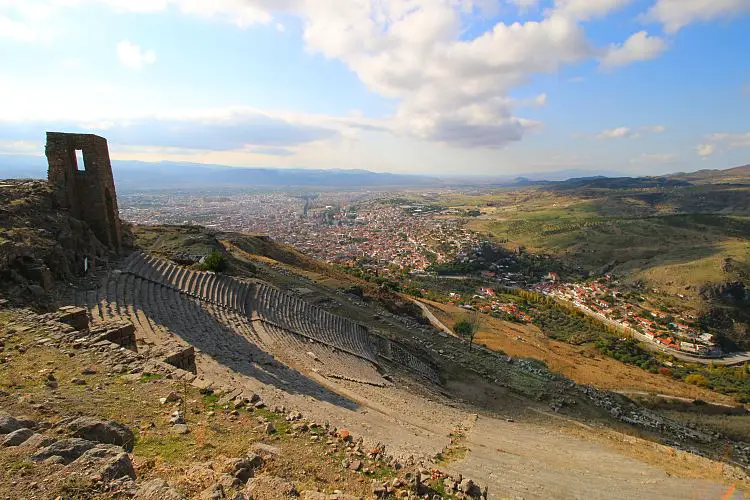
[534,279,721,357]
[446,289,534,323]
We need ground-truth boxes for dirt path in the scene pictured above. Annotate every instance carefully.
[446,416,743,499]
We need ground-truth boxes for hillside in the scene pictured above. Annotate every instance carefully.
[3,176,750,498]
[455,168,749,348]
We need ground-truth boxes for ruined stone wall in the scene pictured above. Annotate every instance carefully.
[46,132,122,249]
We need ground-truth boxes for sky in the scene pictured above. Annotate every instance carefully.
[1,0,749,177]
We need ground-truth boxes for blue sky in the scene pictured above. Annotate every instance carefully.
[1,0,749,176]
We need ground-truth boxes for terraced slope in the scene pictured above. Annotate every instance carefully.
[76,251,438,388]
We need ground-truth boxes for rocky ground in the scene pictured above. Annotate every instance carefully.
[2,180,750,499]
[0,180,112,305]
[0,307,486,499]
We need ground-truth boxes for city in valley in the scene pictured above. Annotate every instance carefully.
[119,188,728,361]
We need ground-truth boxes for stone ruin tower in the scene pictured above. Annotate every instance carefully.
[45,132,122,249]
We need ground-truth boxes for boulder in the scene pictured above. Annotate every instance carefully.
[64,416,135,451]
[229,453,263,483]
[31,438,96,464]
[244,475,297,499]
[98,451,136,481]
[1,428,34,447]
[134,478,186,500]
[250,443,280,458]
[16,433,56,452]
[371,480,387,497]
[299,492,328,500]
[161,392,181,405]
[200,483,225,500]
[73,445,136,482]
[458,478,473,492]
[0,412,23,434]
[219,473,242,491]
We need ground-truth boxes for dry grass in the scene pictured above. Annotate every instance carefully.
[0,312,393,499]
[421,300,737,406]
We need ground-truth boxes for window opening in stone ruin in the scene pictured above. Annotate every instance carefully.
[75,149,86,171]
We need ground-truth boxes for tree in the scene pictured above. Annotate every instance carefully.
[454,311,482,349]
[200,251,227,273]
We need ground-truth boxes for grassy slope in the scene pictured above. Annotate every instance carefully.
[420,299,738,406]
[463,185,750,314]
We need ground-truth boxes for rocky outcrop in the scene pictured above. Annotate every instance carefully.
[134,478,186,500]
[62,416,136,452]
[0,180,111,303]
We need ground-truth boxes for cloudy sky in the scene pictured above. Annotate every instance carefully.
[1,0,749,176]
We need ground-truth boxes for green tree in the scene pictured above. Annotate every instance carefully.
[454,311,482,349]
[200,251,227,273]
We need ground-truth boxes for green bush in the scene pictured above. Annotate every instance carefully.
[200,251,227,273]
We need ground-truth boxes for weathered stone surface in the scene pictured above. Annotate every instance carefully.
[200,483,225,500]
[75,445,136,482]
[64,416,135,451]
[46,132,122,249]
[371,480,387,497]
[161,391,181,404]
[163,346,196,374]
[16,432,56,452]
[1,428,34,447]
[250,443,280,458]
[134,478,185,500]
[171,424,190,435]
[459,478,475,494]
[219,473,242,491]
[244,475,297,499]
[0,412,23,434]
[31,437,96,464]
[56,306,89,332]
[299,492,328,500]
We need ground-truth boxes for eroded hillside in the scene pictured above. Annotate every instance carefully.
[2,179,750,499]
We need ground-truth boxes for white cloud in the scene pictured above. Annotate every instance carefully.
[0,16,38,42]
[645,124,666,133]
[598,127,637,139]
[509,0,541,12]
[296,1,597,148]
[600,31,667,68]
[696,143,715,158]
[630,152,677,165]
[0,0,697,152]
[645,0,750,33]
[708,132,750,149]
[552,0,634,21]
[116,40,157,70]
[695,132,750,158]
[598,124,666,139]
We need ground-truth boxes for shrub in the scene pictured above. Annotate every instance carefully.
[454,312,481,348]
[685,373,708,387]
[200,251,227,273]
[658,367,672,377]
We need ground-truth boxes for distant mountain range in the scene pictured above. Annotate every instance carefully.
[0,156,442,192]
[0,154,747,192]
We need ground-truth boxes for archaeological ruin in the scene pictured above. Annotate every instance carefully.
[45,132,122,249]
